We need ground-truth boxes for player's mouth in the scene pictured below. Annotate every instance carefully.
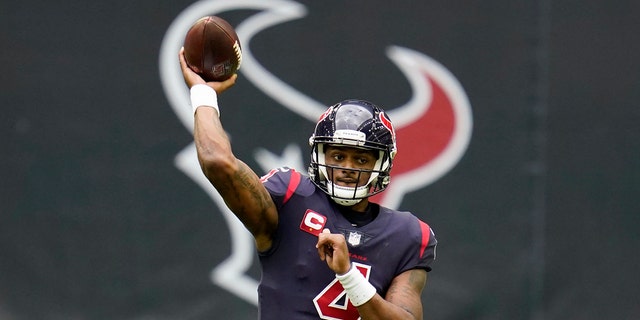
[335,178,359,187]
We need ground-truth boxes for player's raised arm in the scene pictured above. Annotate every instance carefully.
[178,47,278,251]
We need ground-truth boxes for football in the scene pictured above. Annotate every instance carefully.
[183,16,242,82]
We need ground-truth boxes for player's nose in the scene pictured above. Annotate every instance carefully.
[339,162,360,177]
[340,161,358,173]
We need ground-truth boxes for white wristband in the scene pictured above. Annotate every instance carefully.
[190,84,219,116]
[336,264,377,307]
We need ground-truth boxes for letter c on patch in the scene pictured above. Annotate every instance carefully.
[300,210,327,236]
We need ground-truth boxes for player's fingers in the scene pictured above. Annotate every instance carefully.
[316,229,333,248]
[316,242,327,261]
[316,229,334,260]
[178,47,188,68]
[179,50,206,87]
[316,243,334,261]
[211,74,237,93]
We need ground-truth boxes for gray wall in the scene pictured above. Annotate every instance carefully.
[2,0,638,319]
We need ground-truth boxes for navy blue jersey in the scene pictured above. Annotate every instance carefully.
[257,168,437,320]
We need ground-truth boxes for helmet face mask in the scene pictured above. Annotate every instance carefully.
[308,100,397,206]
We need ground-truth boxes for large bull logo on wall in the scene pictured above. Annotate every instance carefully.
[159,0,472,306]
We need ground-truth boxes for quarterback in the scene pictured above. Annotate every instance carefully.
[179,47,436,320]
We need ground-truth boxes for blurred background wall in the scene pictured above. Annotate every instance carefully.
[2,0,638,319]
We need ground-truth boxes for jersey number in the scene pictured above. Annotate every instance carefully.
[313,263,372,320]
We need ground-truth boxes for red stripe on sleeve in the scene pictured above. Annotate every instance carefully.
[418,220,431,258]
[283,170,301,204]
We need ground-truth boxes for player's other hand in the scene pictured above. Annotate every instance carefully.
[179,47,237,94]
[316,229,351,275]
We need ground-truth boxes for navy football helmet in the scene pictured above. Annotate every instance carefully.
[308,99,397,206]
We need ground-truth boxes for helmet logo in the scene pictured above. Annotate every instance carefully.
[318,106,333,122]
[379,112,395,138]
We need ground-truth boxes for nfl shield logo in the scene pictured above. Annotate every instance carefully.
[348,231,362,247]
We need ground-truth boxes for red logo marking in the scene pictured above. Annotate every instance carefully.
[300,210,327,236]
[379,112,396,138]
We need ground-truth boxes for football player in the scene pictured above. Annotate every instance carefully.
[179,47,437,320]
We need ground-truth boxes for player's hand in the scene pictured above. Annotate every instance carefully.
[316,228,351,275]
[179,47,237,94]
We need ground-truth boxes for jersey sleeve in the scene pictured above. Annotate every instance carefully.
[394,213,437,273]
[259,167,303,208]
[417,220,437,272]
